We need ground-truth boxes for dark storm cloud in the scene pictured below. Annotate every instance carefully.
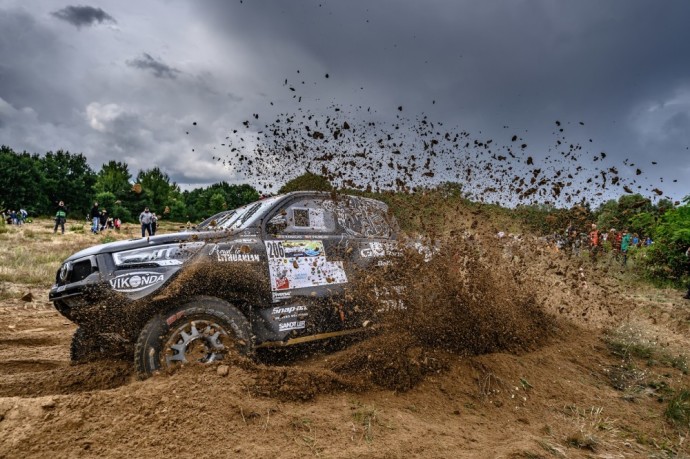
[127,53,181,80]
[1,0,688,198]
[0,9,75,120]
[51,5,116,28]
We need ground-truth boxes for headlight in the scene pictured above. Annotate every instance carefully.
[59,262,72,282]
[113,242,205,267]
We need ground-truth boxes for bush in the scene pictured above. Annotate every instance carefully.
[665,389,690,427]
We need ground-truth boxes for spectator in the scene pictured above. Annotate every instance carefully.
[139,207,153,237]
[53,201,67,234]
[621,229,632,266]
[114,217,121,231]
[99,209,108,232]
[151,212,158,236]
[589,223,600,262]
[19,208,27,224]
[90,202,100,234]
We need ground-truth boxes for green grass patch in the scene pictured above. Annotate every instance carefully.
[665,389,690,427]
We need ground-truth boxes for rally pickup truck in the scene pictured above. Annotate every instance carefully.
[50,192,400,376]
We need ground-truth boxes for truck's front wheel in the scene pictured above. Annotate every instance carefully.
[134,298,251,378]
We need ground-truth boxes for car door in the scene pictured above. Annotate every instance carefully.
[261,195,350,335]
[321,196,403,314]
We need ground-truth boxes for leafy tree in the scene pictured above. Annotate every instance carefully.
[595,199,620,230]
[279,172,333,193]
[94,192,117,213]
[40,150,97,216]
[226,183,260,209]
[182,182,259,222]
[167,197,188,222]
[595,193,669,234]
[94,161,132,197]
[638,202,690,282]
[135,167,181,218]
[209,192,227,214]
[628,211,655,237]
[0,146,48,214]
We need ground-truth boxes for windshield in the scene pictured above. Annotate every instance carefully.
[196,210,237,230]
[218,196,283,230]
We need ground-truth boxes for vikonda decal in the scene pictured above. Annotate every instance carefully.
[109,271,165,292]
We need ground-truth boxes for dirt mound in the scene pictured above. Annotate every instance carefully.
[250,364,366,401]
[328,333,449,391]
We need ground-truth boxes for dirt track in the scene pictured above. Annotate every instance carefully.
[2,216,690,458]
[2,275,690,458]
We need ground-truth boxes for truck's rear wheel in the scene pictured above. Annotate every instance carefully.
[135,298,251,378]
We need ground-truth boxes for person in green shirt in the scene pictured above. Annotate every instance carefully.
[620,229,632,266]
[53,201,67,234]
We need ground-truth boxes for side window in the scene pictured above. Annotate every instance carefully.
[265,198,337,235]
[322,197,394,238]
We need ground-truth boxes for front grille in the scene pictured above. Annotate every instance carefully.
[72,260,94,282]
[56,257,98,286]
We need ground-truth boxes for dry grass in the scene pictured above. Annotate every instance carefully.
[0,218,179,296]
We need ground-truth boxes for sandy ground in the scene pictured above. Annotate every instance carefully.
[1,222,690,458]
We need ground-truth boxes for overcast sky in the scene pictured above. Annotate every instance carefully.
[1,0,688,202]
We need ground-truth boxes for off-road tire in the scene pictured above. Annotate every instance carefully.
[134,297,251,378]
[70,327,103,363]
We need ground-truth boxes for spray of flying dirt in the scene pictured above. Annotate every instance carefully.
[328,236,557,391]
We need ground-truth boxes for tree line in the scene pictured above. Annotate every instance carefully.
[2,145,687,284]
[0,145,260,223]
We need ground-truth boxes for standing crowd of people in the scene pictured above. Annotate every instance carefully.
[88,202,132,233]
[559,222,690,300]
[585,223,653,266]
[89,202,122,233]
[40,200,158,236]
[558,222,654,267]
[2,208,28,225]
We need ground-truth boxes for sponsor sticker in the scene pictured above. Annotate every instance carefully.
[210,244,260,262]
[109,271,165,292]
[271,305,308,317]
[278,320,306,332]
[265,240,348,291]
[360,241,399,258]
[272,291,292,301]
[217,252,260,262]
